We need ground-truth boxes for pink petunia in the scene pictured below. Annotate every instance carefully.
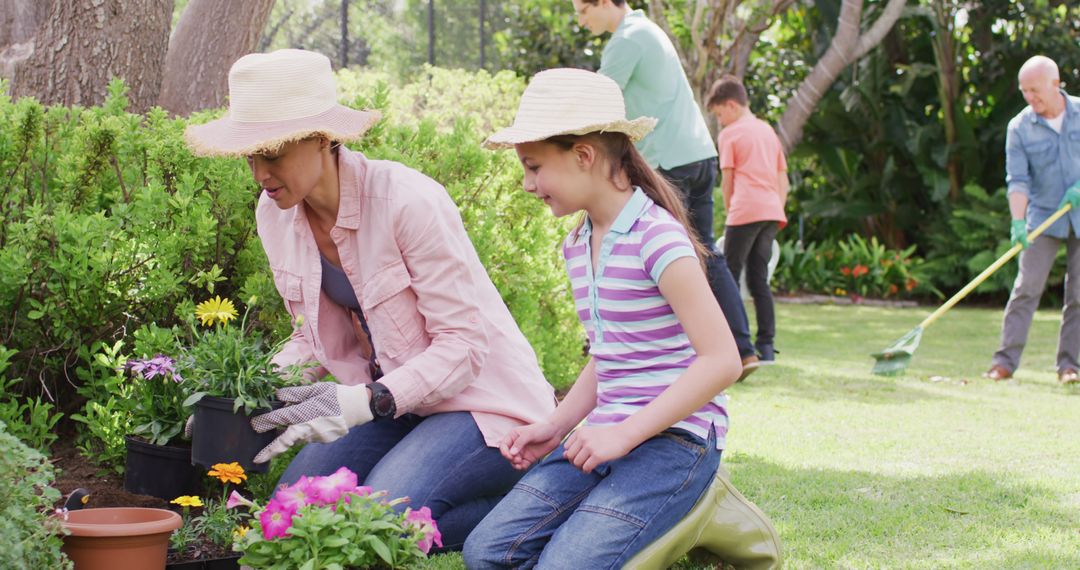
[274,476,315,511]
[259,499,297,540]
[351,485,373,497]
[227,490,255,510]
[308,466,358,505]
[404,506,443,554]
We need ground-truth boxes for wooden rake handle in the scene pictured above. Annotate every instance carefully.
[918,204,1073,330]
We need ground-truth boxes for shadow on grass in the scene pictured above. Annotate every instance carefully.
[724,453,1080,569]
[734,363,951,406]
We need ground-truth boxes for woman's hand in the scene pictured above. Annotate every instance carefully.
[499,422,564,470]
[563,424,638,474]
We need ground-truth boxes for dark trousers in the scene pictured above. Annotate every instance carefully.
[723,221,779,351]
[659,157,755,359]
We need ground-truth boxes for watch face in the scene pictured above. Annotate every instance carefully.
[373,391,395,416]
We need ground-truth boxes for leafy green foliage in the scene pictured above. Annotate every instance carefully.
[773,234,933,299]
[0,421,73,570]
[0,346,62,452]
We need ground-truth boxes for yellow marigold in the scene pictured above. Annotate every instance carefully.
[171,495,203,508]
[195,296,238,327]
[233,525,251,540]
[208,462,247,484]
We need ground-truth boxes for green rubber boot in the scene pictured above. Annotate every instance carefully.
[624,464,782,569]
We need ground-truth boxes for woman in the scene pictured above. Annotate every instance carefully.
[184,49,556,550]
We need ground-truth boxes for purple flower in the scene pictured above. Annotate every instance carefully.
[127,354,182,383]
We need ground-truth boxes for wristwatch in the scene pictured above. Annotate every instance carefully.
[367,381,396,420]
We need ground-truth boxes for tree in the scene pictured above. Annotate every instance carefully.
[0,0,49,82]
[776,0,907,151]
[158,0,275,117]
[9,0,173,113]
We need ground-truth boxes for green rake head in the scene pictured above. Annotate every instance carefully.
[871,326,923,376]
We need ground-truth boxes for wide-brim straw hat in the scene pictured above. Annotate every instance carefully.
[484,68,656,150]
[185,49,380,157]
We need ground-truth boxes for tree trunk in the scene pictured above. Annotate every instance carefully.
[0,0,50,48]
[158,0,274,117]
[10,0,173,113]
[776,0,907,152]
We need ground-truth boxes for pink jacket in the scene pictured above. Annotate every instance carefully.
[257,148,556,446]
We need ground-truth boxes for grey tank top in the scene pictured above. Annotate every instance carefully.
[319,254,361,310]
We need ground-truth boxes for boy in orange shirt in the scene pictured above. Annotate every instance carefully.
[708,75,789,362]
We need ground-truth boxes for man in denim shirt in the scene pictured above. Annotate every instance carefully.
[985,56,1080,384]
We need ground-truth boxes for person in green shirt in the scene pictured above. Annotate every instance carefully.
[572,0,762,376]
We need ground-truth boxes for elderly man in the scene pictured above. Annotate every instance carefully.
[985,55,1080,384]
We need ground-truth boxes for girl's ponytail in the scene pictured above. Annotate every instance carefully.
[547,132,712,263]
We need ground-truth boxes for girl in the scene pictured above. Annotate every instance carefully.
[463,68,741,568]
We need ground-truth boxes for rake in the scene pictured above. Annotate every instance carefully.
[871,204,1073,376]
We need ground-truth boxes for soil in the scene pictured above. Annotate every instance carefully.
[50,426,238,566]
[51,429,169,510]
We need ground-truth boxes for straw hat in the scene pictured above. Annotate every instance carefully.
[185,49,380,157]
[484,68,656,149]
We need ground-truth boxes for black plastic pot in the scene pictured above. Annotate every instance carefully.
[191,396,281,473]
[166,554,242,570]
[124,436,203,499]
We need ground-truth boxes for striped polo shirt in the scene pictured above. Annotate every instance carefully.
[563,187,729,449]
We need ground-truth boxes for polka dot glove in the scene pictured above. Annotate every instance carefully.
[251,382,373,464]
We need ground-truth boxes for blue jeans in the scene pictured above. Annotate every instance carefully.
[278,411,522,551]
[660,158,755,359]
[463,429,720,569]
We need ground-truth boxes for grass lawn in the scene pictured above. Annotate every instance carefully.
[423,302,1080,569]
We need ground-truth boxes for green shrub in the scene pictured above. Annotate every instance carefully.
[0,420,73,570]
[0,346,62,453]
[2,66,584,421]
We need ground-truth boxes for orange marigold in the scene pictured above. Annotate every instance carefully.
[208,462,247,484]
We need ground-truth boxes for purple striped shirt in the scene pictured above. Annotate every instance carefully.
[563,188,729,449]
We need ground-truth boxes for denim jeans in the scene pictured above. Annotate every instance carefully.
[463,429,720,569]
[659,158,755,359]
[278,411,523,551]
[724,221,780,352]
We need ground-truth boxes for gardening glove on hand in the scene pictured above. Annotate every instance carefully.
[251,382,373,464]
[1010,219,1029,249]
[1059,182,1080,210]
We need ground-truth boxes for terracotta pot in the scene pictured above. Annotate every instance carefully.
[124,436,203,499]
[191,396,282,473]
[61,507,182,570]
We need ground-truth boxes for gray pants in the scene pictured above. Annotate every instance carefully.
[992,233,1080,372]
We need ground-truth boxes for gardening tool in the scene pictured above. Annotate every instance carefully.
[871,204,1073,375]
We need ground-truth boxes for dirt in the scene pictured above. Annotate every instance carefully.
[49,427,238,565]
[51,429,169,510]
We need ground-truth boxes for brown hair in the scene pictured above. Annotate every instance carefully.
[706,74,748,109]
[545,132,711,263]
[581,0,627,6]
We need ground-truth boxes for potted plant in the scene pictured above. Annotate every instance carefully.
[231,467,442,569]
[167,462,252,570]
[123,326,204,499]
[181,296,304,473]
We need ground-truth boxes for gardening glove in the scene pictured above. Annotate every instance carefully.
[251,382,373,464]
[1010,219,1029,249]
[1059,181,1080,210]
[183,415,194,439]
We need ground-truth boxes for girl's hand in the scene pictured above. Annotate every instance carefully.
[499,422,563,471]
[563,425,637,474]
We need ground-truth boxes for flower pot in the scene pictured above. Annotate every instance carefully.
[166,554,242,570]
[192,396,281,473]
[60,507,182,570]
[124,436,203,499]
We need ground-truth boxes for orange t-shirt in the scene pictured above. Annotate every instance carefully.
[717,114,787,228]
